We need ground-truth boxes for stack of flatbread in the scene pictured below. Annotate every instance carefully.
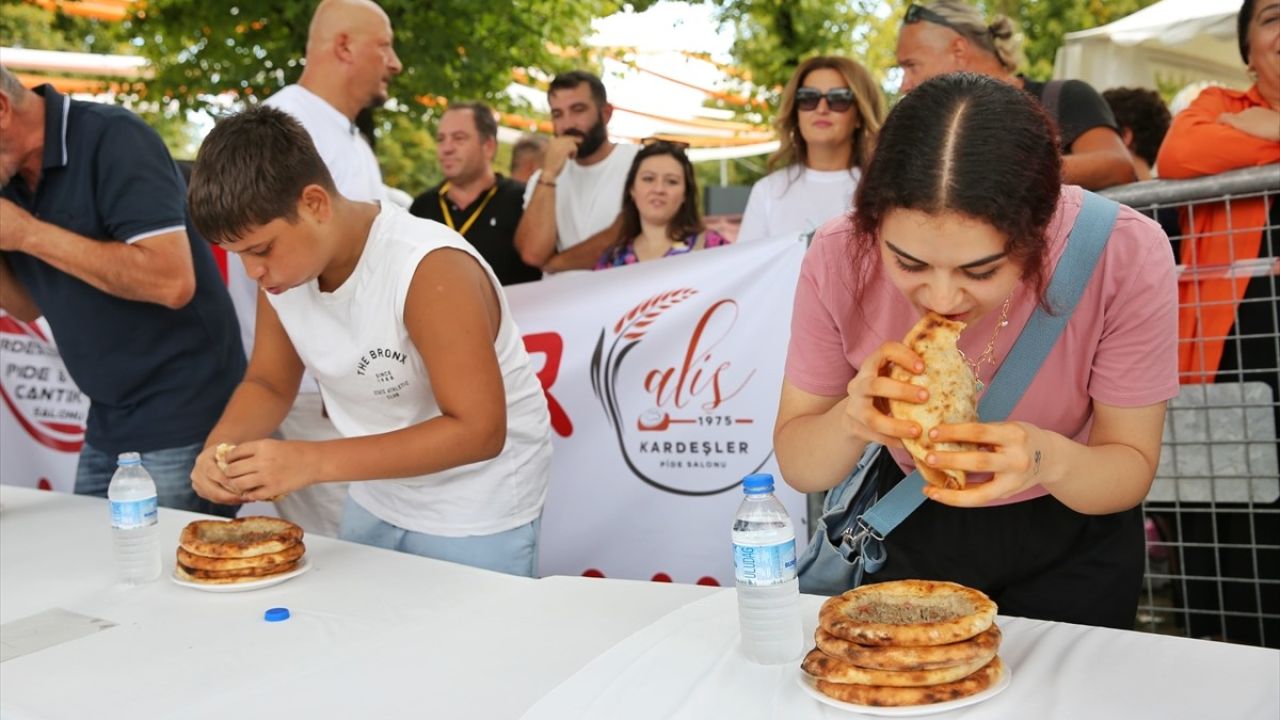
[802,580,1004,707]
[887,313,981,490]
[175,516,305,585]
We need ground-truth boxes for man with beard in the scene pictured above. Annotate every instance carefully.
[220,0,402,537]
[515,71,641,272]
[410,102,539,285]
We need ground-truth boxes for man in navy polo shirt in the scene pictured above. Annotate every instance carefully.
[0,66,244,515]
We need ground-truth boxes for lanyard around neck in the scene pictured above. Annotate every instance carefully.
[438,181,499,237]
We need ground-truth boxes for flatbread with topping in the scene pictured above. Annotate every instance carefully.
[886,312,979,489]
[814,624,1002,671]
[179,517,303,559]
[820,580,997,647]
[177,541,305,571]
[803,647,993,687]
[815,656,1003,707]
[174,561,299,585]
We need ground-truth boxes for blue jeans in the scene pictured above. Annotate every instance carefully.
[338,496,541,577]
[75,441,238,517]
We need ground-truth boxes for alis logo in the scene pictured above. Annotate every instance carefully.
[0,315,88,452]
[591,288,771,496]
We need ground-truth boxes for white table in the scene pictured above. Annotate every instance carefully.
[2,486,1277,720]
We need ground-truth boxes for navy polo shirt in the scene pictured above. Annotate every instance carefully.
[1,86,245,454]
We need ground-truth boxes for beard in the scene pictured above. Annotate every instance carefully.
[564,114,608,158]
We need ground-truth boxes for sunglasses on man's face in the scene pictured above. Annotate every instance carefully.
[794,87,856,113]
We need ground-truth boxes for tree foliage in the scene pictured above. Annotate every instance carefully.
[712,0,1162,96]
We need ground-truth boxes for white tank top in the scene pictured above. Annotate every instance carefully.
[266,205,552,536]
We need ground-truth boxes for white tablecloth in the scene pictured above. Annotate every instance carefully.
[2,486,1277,720]
[520,590,1280,719]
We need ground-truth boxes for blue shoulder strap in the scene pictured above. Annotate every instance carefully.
[860,191,1120,539]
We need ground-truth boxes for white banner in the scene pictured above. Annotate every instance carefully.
[508,238,809,586]
[0,314,87,492]
[0,238,810,587]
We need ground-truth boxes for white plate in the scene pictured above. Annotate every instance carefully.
[796,660,1011,717]
[170,556,312,593]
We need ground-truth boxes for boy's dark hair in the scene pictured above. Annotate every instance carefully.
[548,70,607,107]
[446,101,498,142]
[853,72,1061,310]
[188,105,337,245]
[1239,0,1255,64]
[1101,87,1171,167]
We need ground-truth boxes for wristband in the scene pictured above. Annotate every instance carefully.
[538,178,557,188]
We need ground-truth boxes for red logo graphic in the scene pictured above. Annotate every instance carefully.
[523,332,573,438]
[0,316,86,453]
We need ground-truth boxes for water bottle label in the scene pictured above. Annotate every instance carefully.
[111,496,158,530]
[733,539,797,586]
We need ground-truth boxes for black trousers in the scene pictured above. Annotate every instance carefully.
[866,457,1145,630]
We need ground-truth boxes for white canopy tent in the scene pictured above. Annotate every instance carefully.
[1053,0,1249,92]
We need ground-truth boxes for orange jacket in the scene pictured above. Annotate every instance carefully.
[1155,85,1280,383]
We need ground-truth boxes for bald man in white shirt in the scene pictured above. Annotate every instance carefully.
[222,0,403,536]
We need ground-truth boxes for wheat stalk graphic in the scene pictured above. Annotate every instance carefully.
[612,288,699,339]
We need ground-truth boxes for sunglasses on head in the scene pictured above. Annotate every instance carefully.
[640,137,692,150]
[794,87,856,113]
[904,3,964,34]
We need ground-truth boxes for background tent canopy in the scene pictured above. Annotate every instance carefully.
[1053,0,1249,92]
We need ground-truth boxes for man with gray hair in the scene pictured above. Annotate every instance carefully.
[0,65,244,514]
[410,102,539,285]
[222,0,403,536]
[895,0,1134,189]
[509,133,548,184]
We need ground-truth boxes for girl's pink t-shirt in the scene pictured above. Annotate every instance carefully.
[784,185,1179,504]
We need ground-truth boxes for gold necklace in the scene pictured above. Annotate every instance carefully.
[958,294,1011,394]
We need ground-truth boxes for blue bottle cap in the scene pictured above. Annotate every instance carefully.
[264,607,290,622]
[741,473,775,494]
[116,452,141,466]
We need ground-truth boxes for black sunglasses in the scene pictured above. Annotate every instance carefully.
[904,3,963,34]
[794,87,856,113]
[640,137,692,150]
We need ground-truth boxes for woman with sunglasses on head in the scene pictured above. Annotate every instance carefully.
[775,73,1177,628]
[736,56,883,245]
[595,140,729,269]
[895,1,1133,191]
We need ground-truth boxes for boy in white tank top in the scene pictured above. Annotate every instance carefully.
[185,106,553,576]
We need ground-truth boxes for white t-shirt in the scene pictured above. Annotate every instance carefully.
[265,205,553,536]
[736,166,861,244]
[523,143,640,251]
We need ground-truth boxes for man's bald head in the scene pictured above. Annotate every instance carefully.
[298,0,401,119]
[307,0,391,56]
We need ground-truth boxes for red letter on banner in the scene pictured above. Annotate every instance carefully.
[523,332,573,437]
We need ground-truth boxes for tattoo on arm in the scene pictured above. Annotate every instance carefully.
[1033,450,1042,476]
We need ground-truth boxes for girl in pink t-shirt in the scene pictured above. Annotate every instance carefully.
[776,73,1177,628]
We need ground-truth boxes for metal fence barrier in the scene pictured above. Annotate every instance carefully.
[1101,164,1280,649]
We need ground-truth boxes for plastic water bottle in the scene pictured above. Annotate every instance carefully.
[732,473,803,664]
[108,452,161,584]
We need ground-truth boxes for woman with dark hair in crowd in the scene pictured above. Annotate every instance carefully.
[737,55,883,244]
[774,73,1177,628]
[595,141,729,268]
[1155,0,1280,647]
